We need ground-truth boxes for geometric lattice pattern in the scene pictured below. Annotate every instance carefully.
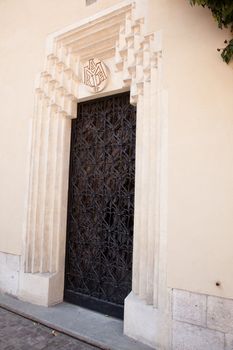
[65,92,136,318]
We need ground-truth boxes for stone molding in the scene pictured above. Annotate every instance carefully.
[20,2,169,348]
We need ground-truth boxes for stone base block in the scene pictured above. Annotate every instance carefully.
[0,252,20,296]
[172,289,233,350]
[173,289,207,327]
[19,271,64,306]
[124,292,160,349]
[173,320,224,350]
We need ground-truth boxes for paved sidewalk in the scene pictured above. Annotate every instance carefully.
[0,307,99,350]
[0,293,154,350]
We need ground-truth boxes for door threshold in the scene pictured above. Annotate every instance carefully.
[0,292,154,350]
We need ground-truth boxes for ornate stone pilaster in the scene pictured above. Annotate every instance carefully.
[115,13,164,308]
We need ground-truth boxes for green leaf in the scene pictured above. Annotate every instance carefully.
[188,0,233,63]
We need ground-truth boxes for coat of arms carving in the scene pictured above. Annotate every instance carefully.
[82,58,109,93]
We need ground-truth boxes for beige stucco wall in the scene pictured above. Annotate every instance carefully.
[147,0,233,299]
[0,0,119,255]
[0,0,233,299]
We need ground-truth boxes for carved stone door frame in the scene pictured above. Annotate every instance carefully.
[19,1,170,348]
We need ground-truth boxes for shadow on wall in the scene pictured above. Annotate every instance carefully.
[86,0,98,6]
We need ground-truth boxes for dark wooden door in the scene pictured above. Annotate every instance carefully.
[64,92,136,319]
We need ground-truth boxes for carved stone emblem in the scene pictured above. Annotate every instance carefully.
[82,58,109,93]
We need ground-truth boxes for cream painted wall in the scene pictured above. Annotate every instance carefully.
[147,0,233,299]
[0,0,119,255]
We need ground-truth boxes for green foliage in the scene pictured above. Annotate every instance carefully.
[189,0,233,63]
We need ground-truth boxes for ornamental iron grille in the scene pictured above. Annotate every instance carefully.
[64,92,136,319]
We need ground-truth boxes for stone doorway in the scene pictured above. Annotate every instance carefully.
[19,2,169,348]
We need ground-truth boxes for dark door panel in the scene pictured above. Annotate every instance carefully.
[64,92,136,319]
